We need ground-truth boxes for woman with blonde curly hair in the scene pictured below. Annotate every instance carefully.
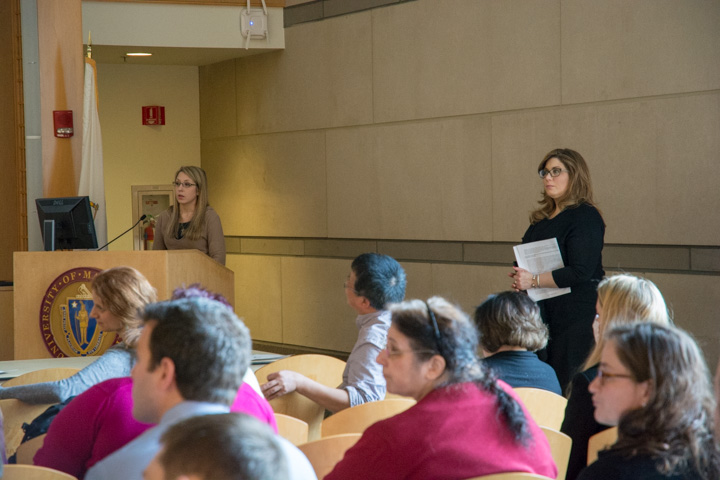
[0,266,157,404]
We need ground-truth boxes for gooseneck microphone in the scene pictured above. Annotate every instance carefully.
[96,215,147,251]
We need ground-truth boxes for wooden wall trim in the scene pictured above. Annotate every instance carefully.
[12,0,27,252]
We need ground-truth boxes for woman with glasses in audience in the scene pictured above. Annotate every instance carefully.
[0,266,157,404]
[474,291,561,394]
[561,274,671,480]
[326,297,557,480]
[153,166,226,265]
[509,148,605,392]
[579,322,720,479]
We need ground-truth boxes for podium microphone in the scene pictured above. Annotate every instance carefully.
[96,215,147,251]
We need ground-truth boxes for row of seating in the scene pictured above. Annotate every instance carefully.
[258,355,617,480]
[0,357,618,480]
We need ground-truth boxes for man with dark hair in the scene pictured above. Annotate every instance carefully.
[86,298,315,480]
[143,413,288,480]
[262,253,406,412]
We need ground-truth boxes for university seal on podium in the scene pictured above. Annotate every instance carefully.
[39,267,118,358]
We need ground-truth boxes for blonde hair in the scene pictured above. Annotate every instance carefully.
[530,148,601,224]
[582,274,671,370]
[165,166,210,241]
[91,266,158,348]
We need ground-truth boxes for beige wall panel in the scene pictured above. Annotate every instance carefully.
[562,0,720,104]
[228,254,283,343]
[430,264,510,316]
[98,63,200,251]
[235,12,373,135]
[372,0,560,123]
[326,116,492,240]
[401,262,434,304]
[491,106,593,243]
[202,132,327,237]
[492,94,720,245]
[651,94,720,246]
[645,272,720,371]
[199,59,237,140]
[281,257,359,351]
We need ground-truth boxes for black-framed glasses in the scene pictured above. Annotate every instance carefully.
[538,167,569,179]
[596,369,634,385]
[173,181,196,189]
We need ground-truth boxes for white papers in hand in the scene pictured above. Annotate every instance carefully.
[513,238,571,302]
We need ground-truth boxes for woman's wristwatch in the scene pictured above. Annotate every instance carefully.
[531,274,538,289]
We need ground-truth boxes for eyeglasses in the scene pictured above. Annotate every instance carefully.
[596,369,634,385]
[173,181,196,189]
[538,167,569,179]
[343,279,359,295]
[382,342,435,358]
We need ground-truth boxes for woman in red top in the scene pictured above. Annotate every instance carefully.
[326,296,557,480]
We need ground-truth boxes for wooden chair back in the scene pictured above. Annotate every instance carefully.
[2,464,78,479]
[320,398,416,437]
[1,368,80,458]
[297,433,361,480]
[464,473,553,480]
[255,354,346,440]
[274,413,309,446]
[587,426,618,465]
[15,433,48,465]
[513,387,567,430]
[540,426,572,480]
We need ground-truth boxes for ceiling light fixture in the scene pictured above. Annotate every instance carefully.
[125,52,152,57]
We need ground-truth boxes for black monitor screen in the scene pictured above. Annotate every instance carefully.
[36,196,98,250]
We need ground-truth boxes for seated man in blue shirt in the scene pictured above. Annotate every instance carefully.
[85,297,316,480]
[261,253,407,412]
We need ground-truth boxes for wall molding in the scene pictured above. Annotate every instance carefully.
[226,236,720,275]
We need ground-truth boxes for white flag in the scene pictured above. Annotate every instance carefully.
[79,58,108,247]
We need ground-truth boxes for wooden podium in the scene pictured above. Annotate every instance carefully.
[12,250,234,360]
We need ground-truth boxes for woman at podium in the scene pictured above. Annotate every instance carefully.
[153,166,226,265]
[509,148,605,391]
[0,267,157,404]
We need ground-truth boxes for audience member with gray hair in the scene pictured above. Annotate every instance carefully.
[85,297,316,480]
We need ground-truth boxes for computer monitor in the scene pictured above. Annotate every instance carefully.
[36,196,98,251]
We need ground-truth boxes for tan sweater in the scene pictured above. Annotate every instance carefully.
[153,206,226,265]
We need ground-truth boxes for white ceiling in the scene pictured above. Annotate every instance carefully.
[82,1,285,66]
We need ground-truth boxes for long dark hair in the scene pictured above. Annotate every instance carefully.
[607,323,720,479]
[390,297,531,444]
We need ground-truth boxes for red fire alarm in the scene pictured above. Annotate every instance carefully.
[53,110,74,137]
[142,106,165,125]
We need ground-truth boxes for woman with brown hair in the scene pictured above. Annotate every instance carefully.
[579,322,720,479]
[153,166,226,265]
[474,291,561,394]
[509,148,605,391]
[561,274,671,480]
